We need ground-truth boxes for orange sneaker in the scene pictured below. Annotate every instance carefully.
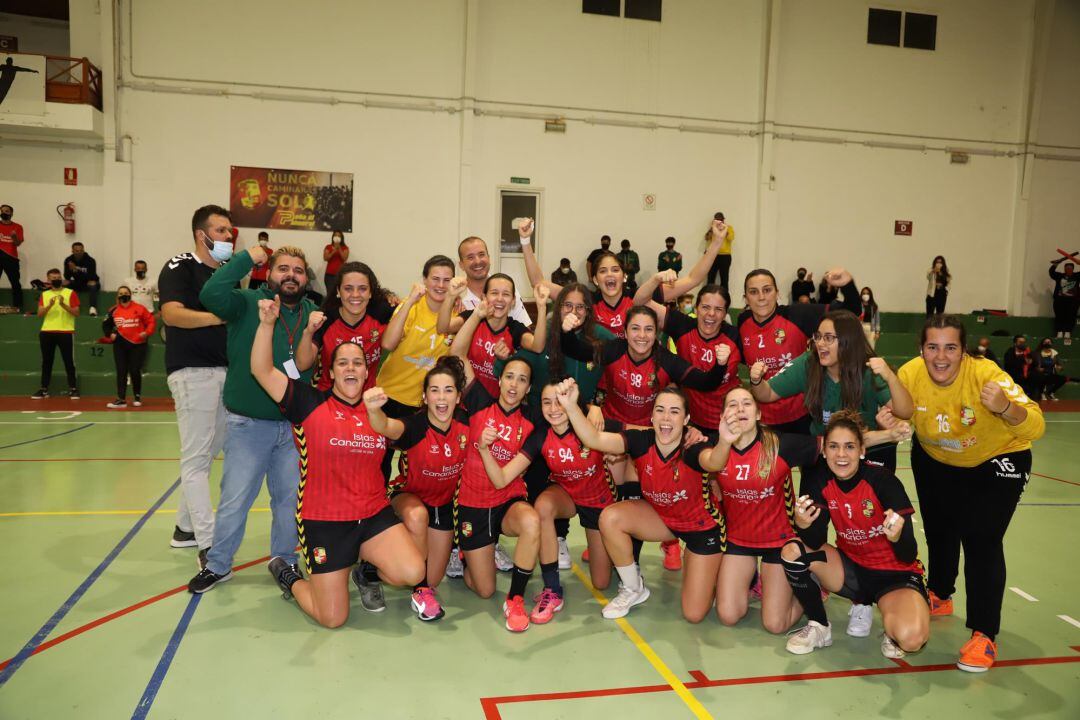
[928,590,954,616]
[581,548,590,563]
[661,539,682,571]
[957,631,996,672]
[503,595,530,632]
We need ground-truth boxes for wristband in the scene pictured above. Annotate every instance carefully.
[519,235,531,246]
[750,376,762,386]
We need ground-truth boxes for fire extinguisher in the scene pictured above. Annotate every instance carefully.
[56,203,76,234]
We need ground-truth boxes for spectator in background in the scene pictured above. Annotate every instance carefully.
[704,212,734,288]
[31,268,79,399]
[64,242,100,316]
[249,232,272,289]
[586,235,612,284]
[1002,335,1039,399]
[860,286,880,349]
[677,293,695,316]
[123,260,158,314]
[1048,257,1077,341]
[658,237,682,274]
[1036,337,1066,401]
[791,268,814,304]
[105,285,156,409]
[322,230,349,294]
[973,337,999,365]
[616,239,640,293]
[551,257,577,285]
[925,255,950,316]
[0,203,24,311]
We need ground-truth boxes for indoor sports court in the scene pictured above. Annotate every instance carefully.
[1,1,1078,718]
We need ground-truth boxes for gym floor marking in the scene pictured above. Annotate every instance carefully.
[1009,587,1039,602]
[1059,615,1080,630]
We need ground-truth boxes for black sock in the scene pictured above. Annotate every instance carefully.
[413,582,429,593]
[781,554,828,625]
[540,561,562,596]
[508,564,532,600]
[631,538,643,564]
[554,518,571,539]
[360,560,380,582]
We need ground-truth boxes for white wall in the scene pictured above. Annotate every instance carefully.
[0,13,69,57]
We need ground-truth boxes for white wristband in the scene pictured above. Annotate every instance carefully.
[519,235,531,246]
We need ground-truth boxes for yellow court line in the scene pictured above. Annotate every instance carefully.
[0,507,271,518]
[570,563,714,719]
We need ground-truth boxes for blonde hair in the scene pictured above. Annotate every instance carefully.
[270,246,307,267]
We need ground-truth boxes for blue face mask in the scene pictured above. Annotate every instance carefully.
[204,232,233,263]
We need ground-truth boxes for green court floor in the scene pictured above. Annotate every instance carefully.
[0,409,1077,719]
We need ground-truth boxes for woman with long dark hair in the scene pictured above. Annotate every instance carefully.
[860,286,880,349]
[925,255,950,316]
[322,231,349,292]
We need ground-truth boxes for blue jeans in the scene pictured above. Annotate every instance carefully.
[205,411,299,575]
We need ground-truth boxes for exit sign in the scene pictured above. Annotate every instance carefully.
[894,220,913,236]
[510,177,530,185]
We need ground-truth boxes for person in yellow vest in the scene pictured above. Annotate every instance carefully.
[704,211,735,289]
[32,268,80,399]
[897,314,1044,673]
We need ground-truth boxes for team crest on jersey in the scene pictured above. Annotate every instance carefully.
[517,427,523,442]
[313,547,327,564]
[959,406,977,426]
[580,445,591,459]
[461,521,473,538]
[458,434,468,450]
[861,499,874,518]
[586,362,594,371]
[774,328,786,345]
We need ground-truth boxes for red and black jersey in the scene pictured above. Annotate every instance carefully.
[458,310,529,397]
[665,311,741,429]
[592,290,635,338]
[458,381,546,508]
[520,425,616,509]
[717,433,818,548]
[622,429,720,533]
[312,301,394,392]
[737,286,859,425]
[389,410,470,507]
[801,466,920,572]
[280,380,389,521]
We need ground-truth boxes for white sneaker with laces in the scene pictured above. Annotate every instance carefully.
[786,620,833,655]
[846,603,873,637]
[880,633,906,659]
[557,537,572,570]
[445,548,464,578]
[494,543,513,572]
[602,579,650,619]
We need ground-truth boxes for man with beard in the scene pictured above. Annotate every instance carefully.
[188,240,322,593]
[456,236,531,325]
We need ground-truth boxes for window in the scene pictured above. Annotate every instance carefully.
[867,8,902,46]
[867,8,937,50]
[904,12,937,50]
[583,0,619,17]
[625,0,662,22]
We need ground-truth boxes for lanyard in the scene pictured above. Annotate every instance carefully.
[277,308,304,358]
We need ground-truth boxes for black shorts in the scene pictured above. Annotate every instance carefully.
[864,442,898,472]
[671,525,725,555]
[617,481,642,502]
[389,491,455,532]
[836,549,929,606]
[576,504,606,531]
[457,498,525,551]
[724,541,782,564]
[300,505,401,575]
[382,397,420,420]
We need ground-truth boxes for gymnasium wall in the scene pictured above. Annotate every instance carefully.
[1,0,1077,315]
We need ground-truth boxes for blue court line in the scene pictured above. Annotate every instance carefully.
[131,593,202,720]
[0,476,180,688]
[0,422,94,451]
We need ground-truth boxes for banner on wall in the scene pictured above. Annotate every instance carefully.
[0,53,46,116]
[229,166,353,232]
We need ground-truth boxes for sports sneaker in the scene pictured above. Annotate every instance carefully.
[749,572,763,602]
[170,525,197,548]
[269,557,302,599]
[351,564,386,612]
[503,595,529,632]
[602,579,650,619]
[581,548,590,563]
[197,547,210,570]
[188,567,233,594]
[445,548,464,578]
[411,586,445,622]
[31,388,48,400]
[89,307,98,317]
[847,603,873,637]
[881,632,906,659]
[69,388,80,400]
[132,395,143,407]
[786,620,833,655]
[1048,392,1058,401]
[928,590,953,616]
[661,539,682,571]
[106,398,127,409]
[957,631,996,672]
[557,537,572,570]
[530,588,564,624]
[494,543,514,572]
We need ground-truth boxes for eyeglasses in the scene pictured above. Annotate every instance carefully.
[812,332,838,344]
[561,302,587,313]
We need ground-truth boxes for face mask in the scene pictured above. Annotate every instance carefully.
[1043,342,1052,348]
[204,232,233,262]
[861,294,870,302]
[135,271,146,279]
[560,267,570,274]
[258,240,269,246]
[797,271,806,279]
[681,304,693,313]
[50,279,62,289]
[0,213,11,222]
[1017,343,1026,350]
[118,295,131,303]
[332,236,342,245]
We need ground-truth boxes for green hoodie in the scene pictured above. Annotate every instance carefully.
[199,250,315,419]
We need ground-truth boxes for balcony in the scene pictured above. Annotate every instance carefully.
[45,55,103,110]
[0,54,104,139]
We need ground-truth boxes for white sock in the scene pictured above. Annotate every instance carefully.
[615,564,641,591]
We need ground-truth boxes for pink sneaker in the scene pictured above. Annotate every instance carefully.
[530,588,564,624]
[504,595,529,632]
[749,573,763,602]
[411,586,445,622]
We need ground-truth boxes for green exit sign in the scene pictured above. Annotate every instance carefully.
[510,177,530,185]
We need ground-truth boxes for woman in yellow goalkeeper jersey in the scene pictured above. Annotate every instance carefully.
[897,314,1044,674]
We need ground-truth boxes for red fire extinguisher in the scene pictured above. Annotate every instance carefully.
[56,203,76,234]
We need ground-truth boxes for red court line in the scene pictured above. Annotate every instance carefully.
[1032,472,1080,487]
[0,555,270,672]
[480,650,1080,719]
[0,458,180,462]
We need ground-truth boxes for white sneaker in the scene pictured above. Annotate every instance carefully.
[881,633,906,659]
[445,548,464,578]
[89,307,98,317]
[846,603,873,637]
[786,620,833,655]
[494,543,513,572]
[557,537,572,570]
[602,580,650,619]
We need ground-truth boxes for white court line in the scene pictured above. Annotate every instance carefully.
[1008,587,1039,602]
[0,421,176,425]
[1058,615,1080,630]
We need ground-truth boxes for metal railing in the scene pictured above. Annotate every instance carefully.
[44,55,103,110]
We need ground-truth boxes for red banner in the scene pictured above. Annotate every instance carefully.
[229,166,353,232]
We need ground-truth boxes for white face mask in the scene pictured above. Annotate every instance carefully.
[258,240,268,246]
[861,294,870,302]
